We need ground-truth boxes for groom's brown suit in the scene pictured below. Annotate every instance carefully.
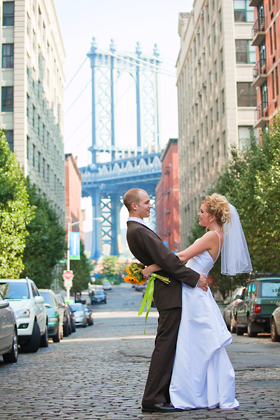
[126,220,199,407]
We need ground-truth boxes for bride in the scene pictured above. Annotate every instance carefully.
[142,193,252,410]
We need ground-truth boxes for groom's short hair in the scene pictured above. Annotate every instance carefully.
[123,188,146,212]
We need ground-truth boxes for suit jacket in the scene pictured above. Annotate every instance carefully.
[126,221,200,312]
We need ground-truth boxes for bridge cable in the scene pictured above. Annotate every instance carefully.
[64,112,92,143]
[64,57,88,91]
[65,79,91,115]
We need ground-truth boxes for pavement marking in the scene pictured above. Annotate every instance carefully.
[60,335,155,342]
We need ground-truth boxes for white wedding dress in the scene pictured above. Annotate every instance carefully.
[170,233,239,410]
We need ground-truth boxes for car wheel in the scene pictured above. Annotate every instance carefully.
[271,318,280,342]
[52,325,60,343]
[63,323,69,337]
[21,321,41,353]
[71,320,76,333]
[230,316,236,334]
[40,323,49,348]
[236,323,245,336]
[247,320,258,337]
[3,328,18,363]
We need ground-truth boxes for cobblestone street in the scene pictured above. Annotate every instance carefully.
[1,284,280,420]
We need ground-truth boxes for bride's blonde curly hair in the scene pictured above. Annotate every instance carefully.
[202,193,231,226]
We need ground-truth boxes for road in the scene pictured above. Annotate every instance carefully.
[1,284,280,420]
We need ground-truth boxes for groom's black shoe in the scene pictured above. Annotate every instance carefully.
[142,403,183,413]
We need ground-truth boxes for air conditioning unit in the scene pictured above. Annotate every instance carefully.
[197,90,202,96]
[215,158,219,163]
[193,98,198,105]
[201,82,206,88]
[198,58,201,65]
[200,10,204,16]
[195,29,200,34]
[201,48,205,54]
[190,136,195,143]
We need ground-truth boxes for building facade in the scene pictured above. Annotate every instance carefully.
[1,0,65,217]
[65,153,84,245]
[251,0,280,127]
[177,0,258,248]
[155,139,180,253]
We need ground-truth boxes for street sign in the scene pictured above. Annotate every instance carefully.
[63,270,74,281]
[64,278,73,288]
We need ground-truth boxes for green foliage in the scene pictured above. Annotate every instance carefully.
[0,129,34,278]
[67,242,92,293]
[101,255,119,283]
[21,180,66,288]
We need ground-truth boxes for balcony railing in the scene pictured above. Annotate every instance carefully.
[255,101,269,128]
[252,58,267,87]
[249,0,263,6]
[252,17,265,46]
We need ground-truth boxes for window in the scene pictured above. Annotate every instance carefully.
[208,36,211,55]
[216,138,220,158]
[32,105,35,127]
[223,131,226,155]
[220,48,224,72]
[270,27,273,55]
[261,83,268,106]
[198,162,200,181]
[2,44,14,68]
[47,132,49,149]
[211,108,213,129]
[215,60,217,83]
[216,99,219,121]
[233,0,254,22]
[274,22,277,51]
[219,9,222,32]
[27,94,30,118]
[38,115,40,136]
[213,23,216,45]
[209,71,212,92]
[211,145,214,167]
[38,152,41,173]
[27,136,30,160]
[276,66,279,96]
[43,158,45,178]
[2,87,13,112]
[3,2,14,26]
[206,116,208,136]
[222,89,225,113]
[197,130,199,149]
[238,126,258,149]
[47,164,50,182]
[206,151,209,172]
[43,124,45,144]
[5,130,13,152]
[235,40,255,63]
[202,157,205,178]
[237,82,257,106]
[33,145,36,167]
[272,70,275,99]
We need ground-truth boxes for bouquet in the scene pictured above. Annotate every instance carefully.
[124,262,170,333]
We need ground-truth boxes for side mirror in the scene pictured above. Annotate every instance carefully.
[35,296,45,304]
[44,303,51,308]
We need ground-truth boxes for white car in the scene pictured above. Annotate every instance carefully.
[0,279,48,353]
[0,293,18,363]
[102,280,112,291]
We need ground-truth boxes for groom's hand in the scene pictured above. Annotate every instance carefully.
[197,274,208,291]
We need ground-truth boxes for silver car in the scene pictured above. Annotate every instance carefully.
[223,286,245,333]
[0,292,18,363]
[69,303,87,327]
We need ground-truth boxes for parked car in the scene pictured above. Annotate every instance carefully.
[0,292,18,363]
[39,289,63,342]
[0,278,48,353]
[56,294,72,337]
[270,306,280,342]
[102,280,112,291]
[91,289,107,304]
[83,304,94,326]
[235,274,280,337]
[223,287,245,333]
[66,304,76,333]
[69,303,87,327]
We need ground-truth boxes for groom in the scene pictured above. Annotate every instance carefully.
[123,188,207,413]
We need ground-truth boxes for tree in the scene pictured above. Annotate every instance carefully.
[21,180,66,288]
[67,242,92,295]
[0,129,34,278]
[101,255,120,283]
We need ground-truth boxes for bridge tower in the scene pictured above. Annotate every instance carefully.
[83,38,162,259]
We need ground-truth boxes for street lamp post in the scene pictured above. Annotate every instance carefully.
[66,217,102,301]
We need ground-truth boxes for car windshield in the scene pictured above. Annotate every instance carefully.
[1,282,30,300]
[261,282,280,297]
[96,290,104,295]
[40,291,54,307]
[70,303,84,311]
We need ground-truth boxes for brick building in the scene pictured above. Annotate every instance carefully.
[65,153,84,244]
[251,0,280,127]
[155,139,180,253]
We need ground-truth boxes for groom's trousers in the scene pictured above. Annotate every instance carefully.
[142,307,182,407]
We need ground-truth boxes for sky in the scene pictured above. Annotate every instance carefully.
[55,0,194,234]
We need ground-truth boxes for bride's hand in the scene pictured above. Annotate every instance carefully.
[197,274,208,292]
[141,266,153,279]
